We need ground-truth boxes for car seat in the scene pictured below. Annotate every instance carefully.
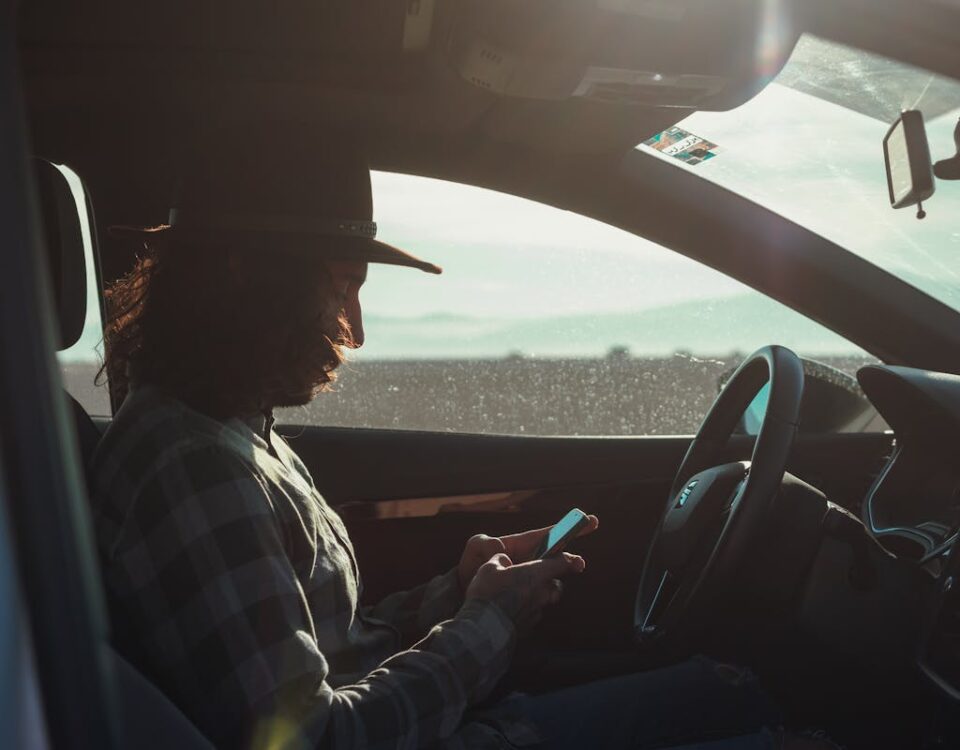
[35,157,214,749]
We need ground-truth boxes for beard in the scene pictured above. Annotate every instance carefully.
[267,296,350,409]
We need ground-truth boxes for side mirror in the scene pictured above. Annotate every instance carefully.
[883,110,935,218]
[719,358,883,435]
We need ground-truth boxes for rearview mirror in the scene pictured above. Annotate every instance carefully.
[883,110,934,217]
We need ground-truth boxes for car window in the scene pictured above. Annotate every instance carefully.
[278,172,880,436]
[55,165,110,416]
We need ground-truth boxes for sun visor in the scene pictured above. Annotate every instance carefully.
[34,159,87,351]
[447,0,800,111]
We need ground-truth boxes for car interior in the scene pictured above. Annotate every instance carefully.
[3,1,960,748]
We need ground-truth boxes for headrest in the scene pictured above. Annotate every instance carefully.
[35,158,87,350]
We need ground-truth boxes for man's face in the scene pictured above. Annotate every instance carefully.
[324,259,368,348]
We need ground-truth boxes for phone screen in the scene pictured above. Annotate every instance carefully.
[541,509,587,557]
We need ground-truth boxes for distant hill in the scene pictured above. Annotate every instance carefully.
[359,292,864,360]
[61,270,958,365]
[61,289,892,368]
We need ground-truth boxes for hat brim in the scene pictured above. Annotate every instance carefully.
[108,224,442,275]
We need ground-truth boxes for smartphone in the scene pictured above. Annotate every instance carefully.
[536,508,591,559]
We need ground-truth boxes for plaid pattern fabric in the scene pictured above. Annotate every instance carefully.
[91,386,536,748]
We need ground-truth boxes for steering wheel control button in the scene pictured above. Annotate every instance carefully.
[676,480,699,508]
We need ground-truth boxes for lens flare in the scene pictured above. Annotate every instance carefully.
[755,0,792,82]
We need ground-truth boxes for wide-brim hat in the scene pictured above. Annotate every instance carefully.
[110,127,441,275]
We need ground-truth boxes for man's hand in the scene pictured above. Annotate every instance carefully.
[464,552,585,634]
[456,515,599,591]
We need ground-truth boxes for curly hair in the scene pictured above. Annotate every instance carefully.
[100,236,350,418]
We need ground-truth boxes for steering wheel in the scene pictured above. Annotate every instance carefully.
[634,346,804,643]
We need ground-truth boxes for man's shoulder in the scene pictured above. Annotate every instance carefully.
[92,386,259,496]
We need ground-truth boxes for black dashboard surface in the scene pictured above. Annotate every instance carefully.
[858,365,960,554]
[858,364,960,701]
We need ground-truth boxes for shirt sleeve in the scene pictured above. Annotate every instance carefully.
[362,568,465,645]
[276,430,466,643]
[105,443,515,749]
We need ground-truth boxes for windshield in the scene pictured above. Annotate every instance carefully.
[637,34,960,312]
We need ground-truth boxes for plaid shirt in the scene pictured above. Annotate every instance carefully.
[91,386,539,748]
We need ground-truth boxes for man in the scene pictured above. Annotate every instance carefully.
[91,130,834,749]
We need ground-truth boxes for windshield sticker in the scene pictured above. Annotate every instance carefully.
[643,126,720,165]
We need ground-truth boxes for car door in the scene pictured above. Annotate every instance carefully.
[269,172,895,653]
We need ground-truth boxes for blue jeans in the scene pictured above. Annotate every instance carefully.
[500,656,782,749]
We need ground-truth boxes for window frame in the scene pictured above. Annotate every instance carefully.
[54,164,111,417]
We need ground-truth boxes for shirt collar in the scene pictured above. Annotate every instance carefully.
[126,383,276,453]
[234,409,276,453]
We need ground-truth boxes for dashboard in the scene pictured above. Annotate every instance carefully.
[858,365,960,702]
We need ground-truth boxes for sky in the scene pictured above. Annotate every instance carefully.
[58,34,960,363]
[365,171,748,320]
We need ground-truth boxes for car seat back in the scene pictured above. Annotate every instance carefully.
[35,157,213,749]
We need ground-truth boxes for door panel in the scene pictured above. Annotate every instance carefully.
[281,424,894,651]
[283,427,687,505]
[284,426,892,509]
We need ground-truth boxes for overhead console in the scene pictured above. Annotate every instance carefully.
[447,0,796,110]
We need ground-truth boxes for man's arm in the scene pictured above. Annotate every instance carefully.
[276,435,465,643]
[106,444,514,749]
[362,569,464,644]
[301,599,513,748]
[362,516,598,644]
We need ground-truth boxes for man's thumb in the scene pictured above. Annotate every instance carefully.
[538,552,585,577]
[477,535,507,558]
